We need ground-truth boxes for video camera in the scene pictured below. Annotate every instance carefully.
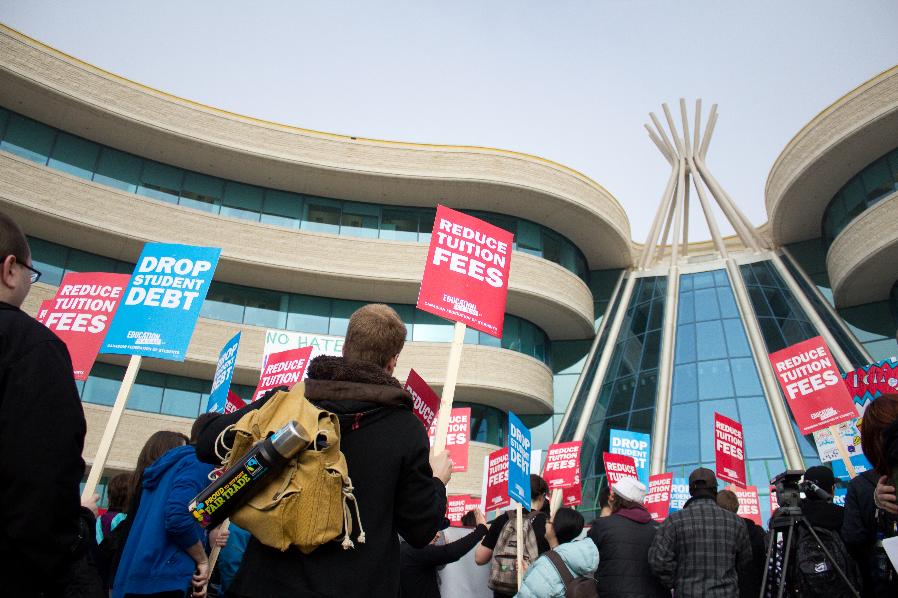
[770,469,833,511]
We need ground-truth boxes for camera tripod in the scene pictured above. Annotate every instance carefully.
[759,505,859,598]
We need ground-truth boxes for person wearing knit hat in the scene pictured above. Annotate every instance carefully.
[587,477,667,598]
[648,467,752,598]
[797,465,843,532]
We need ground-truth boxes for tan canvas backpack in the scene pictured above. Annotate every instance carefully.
[219,383,364,553]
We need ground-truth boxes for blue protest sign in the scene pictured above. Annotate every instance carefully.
[102,243,221,361]
[206,332,241,413]
[831,453,872,481]
[507,411,532,506]
[609,429,651,485]
[669,477,690,513]
[833,487,847,507]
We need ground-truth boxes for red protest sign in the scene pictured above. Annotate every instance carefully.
[405,369,441,429]
[542,441,582,490]
[484,447,510,511]
[714,413,747,487]
[446,495,469,527]
[428,407,470,472]
[417,205,513,338]
[253,346,313,401]
[645,473,674,522]
[769,485,780,514]
[38,272,130,380]
[563,483,582,507]
[768,336,857,433]
[727,485,762,526]
[463,495,481,517]
[224,390,247,413]
[603,452,638,485]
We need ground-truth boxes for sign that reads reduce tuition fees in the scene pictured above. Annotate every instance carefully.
[507,412,532,505]
[102,244,220,361]
[417,205,513,338]
[726,485,762,526]
[225,390,247,414]
[542,441,582,490]
[206,332,241,414]
[253,346,313,402]
[405,369,441,430]
[563,482,582,507]
[714,413,747,487]
[446,495,469,527]
[768,336,857,433]
[645,473,674,522]
[37,272,130,380]
[609,429,651,485]
[484,447,510,512]
[428,407,471,472]
[603,452,638,485]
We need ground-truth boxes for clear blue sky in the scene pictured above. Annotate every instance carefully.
[2,1,896,241]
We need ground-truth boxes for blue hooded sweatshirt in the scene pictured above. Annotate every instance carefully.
[112,445,213,598]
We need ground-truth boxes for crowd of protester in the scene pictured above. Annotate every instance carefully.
[1,208,897,597]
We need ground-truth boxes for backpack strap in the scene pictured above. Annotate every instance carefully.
[545,550,575,587]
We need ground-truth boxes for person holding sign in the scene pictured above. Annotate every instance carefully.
[195,304,452,598]
[0,212,103,596]
[587,478,668,598]
[648,467,752,598]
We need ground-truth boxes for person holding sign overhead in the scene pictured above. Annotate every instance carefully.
[0,211,103,596]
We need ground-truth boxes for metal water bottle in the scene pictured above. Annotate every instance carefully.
[189,420,311,529]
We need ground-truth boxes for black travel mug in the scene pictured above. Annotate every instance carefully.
[189,420,311,529]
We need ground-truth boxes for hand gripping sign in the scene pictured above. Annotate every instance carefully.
[417,205,513,338]
[37,272,130,380]
[645,473,674,522]
[253,346,313,402]
[726,485,762,526]
[714,413,747,487]
[446,495,470,527]
[428,407,471,472]
[484,447,510,512]
[206,332,241,414]
[406,369,441,430]
[102,243,221,361]
[602,452,639,485]
[768,336,857,433]
[542,441,582,490]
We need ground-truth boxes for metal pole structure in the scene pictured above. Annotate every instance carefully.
[641,168,679,270]
[687,159,729,258]
[694,157,763,251]
[650,260,680,474]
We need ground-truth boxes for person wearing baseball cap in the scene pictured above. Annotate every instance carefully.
[648,467,752,598]
[588,477,668,597]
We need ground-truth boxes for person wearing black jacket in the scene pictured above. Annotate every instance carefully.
[196,304,451,598]
[0,212,102,597]
[717,489,767,598]
[400,508,489,598]
[800,466,844,531]
[842,469,885,597]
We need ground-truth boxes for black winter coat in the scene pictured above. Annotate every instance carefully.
[0,302,93,596]
[841,469,898,597]
[739,518,766,598]
[400,524,488,598]
[587,508,668,598]
[196,356,448,598]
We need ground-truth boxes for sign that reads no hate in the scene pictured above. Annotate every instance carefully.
[484,447,510,512]
[609,429,651,485]
[507,412,532,505]
[603,452,638,485]
[102,243,220,361]
[405,369,441,430]
[253,346,313,402]
[206,332,241,414]
[768,336,857,433]
[714,413,747,487]
[428,407,471,472]
[645,473,674,522]
[542,441,582,490]
[417,205,513,338]
[36,272,130,380]
[726,485,762,526]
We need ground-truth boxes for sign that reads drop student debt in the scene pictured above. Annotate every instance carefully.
[542,441,582,490]
[768,336,857,433]
[609,429,651,485]
[102,244,220,361]
[206,332,241,414]
[714,413,747,487]
[417,205,513,338]
[37,272,130,380]
[507,412,531,505]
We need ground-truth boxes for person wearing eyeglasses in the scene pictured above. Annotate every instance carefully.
[0,210,102,596]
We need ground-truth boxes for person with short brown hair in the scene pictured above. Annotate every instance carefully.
[0,210,103,595]
[343,303,407,367]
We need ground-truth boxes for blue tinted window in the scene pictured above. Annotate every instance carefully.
[138,161,182,204]
[261,190,302,227]
[302,197,341,234]
[1,113,54,163]
[286,295,330,333]
[93,148,142,192]
[221,182,263,221]
[48,133,99,179]
[180,172,223,214]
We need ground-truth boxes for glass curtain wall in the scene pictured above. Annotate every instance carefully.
[666,269,784,522]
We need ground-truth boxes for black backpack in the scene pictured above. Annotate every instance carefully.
[545,549,598,598]
[794,526,860,597]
